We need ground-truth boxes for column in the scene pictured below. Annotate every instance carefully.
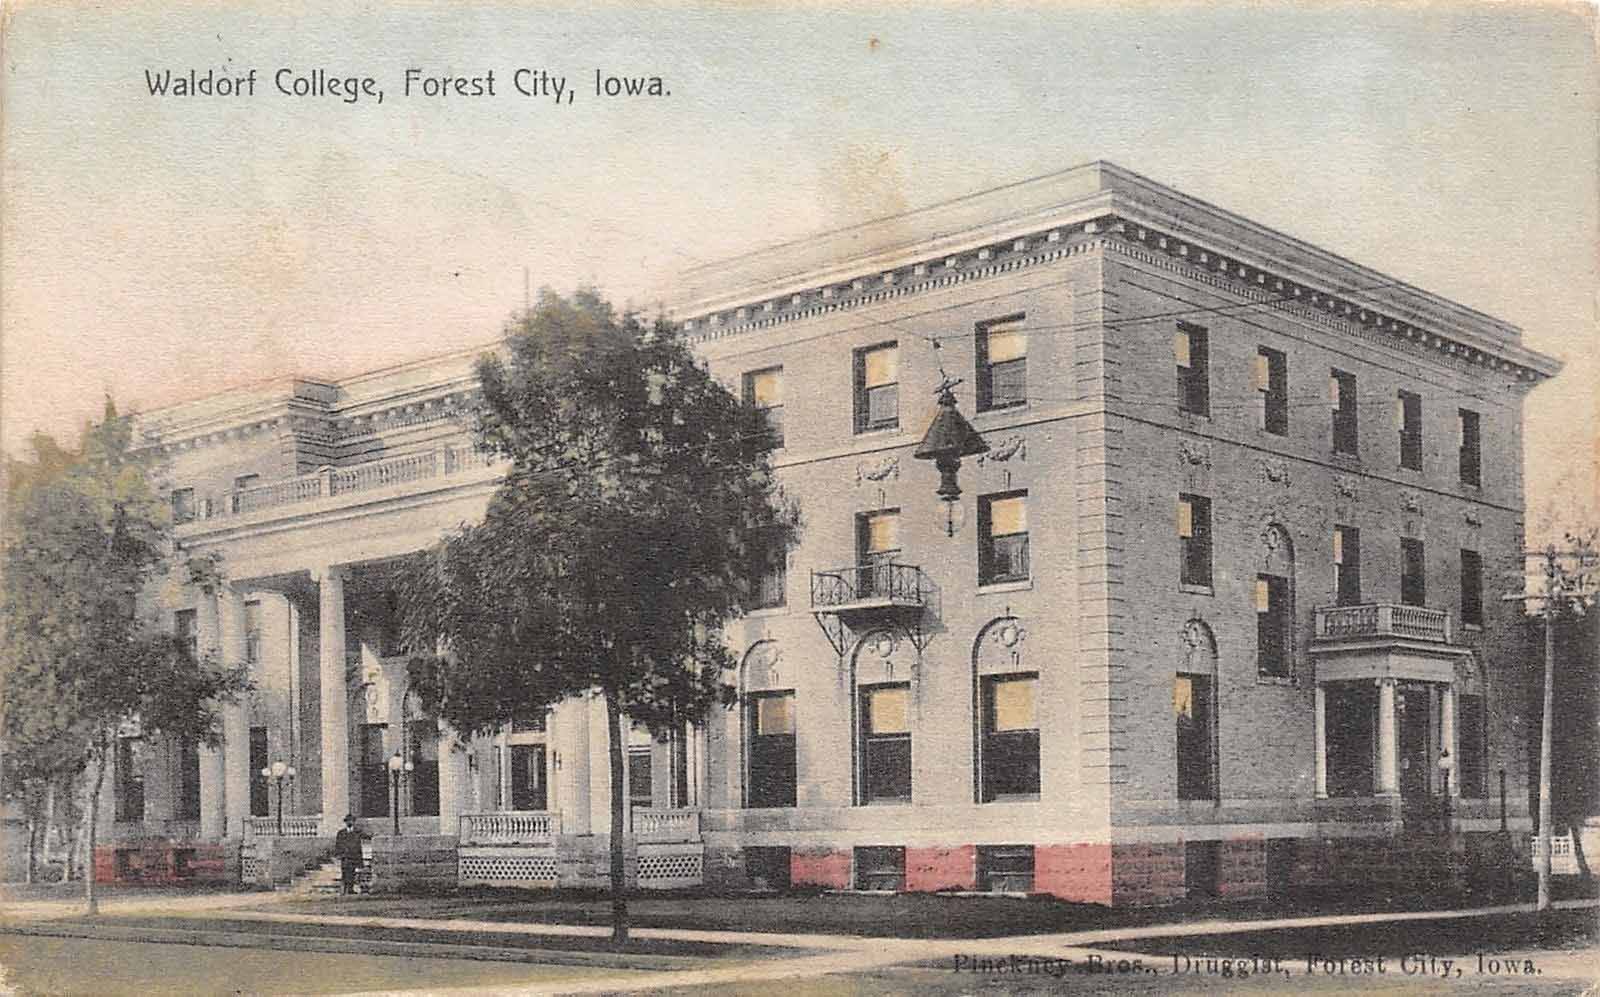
[1441,684,1458,798]
[196,594,226,839]
[218,587,251,837]
[437,722,470,834]
[1313,685,1328,799]
[315,565,349,830]
[1376,678,1399,797]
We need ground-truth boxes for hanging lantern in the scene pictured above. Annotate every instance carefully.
[913,380,989,536]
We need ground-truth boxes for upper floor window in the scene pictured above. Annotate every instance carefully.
[743,367,784,448]
[980,673,1039,800]
[1177,494,1213,588]
[231,474,261,513]
[170,488,196,524]
[1330,369,1359,456]
[1175,324,1209,416]
[854,343,899,433]
[747,691,796,808]
[978,492,1029,586]
[856,509,900,598]
[174,738,201,820]
[859,683,911,804]
[1458,408,1482,486]
[1397,391,1422,471]
[174,608,198,660]
[1254,347,1288,435]
[1255,574,1292,678]
[750,529,787,610]
[1334,526,1362,606]
[1460,549,1484,627]
[1401,538,1427,607]
[244,600,262,664]
[976,317,1026,411]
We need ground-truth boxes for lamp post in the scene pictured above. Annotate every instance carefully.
[912,378,989,536]
[388,751,413,836]
[1437,749,1453,831]
[259,760,296,836]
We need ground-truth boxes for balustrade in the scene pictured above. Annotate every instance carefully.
[243,814,324,838]
[631,807,701,843]
[1314,603,1452,644]
[199,446,501,521]
[458,811,560,845]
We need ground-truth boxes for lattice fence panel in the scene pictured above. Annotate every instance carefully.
[637,849,703,889]
[458,854,558,886]
[241,855,267,885]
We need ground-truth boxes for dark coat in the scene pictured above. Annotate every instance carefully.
[334,826,364,861]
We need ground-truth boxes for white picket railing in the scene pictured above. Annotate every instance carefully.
[221,445,500,519]
[459,811,560,845]
[632,808,701,843]
[244,814,324,838]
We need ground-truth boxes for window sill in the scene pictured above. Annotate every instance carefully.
[977,578,1032,595]
[982,794,1040,804]
[1331,451,1361,463]
[858,798,912,807]
[742,803,798,811]
[745,605,789,618]
[976,402,1028,418]
[854,425,901,438]
[1178,409,1211,421]
[1256,674,1295,687]
[1179,583,1214,597]
[1462,622,1483,633]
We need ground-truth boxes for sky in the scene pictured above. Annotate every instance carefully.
[3,1,1596,530]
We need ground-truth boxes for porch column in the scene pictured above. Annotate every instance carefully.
[1313,685,1328,799]
[315,565,350,829]
[218,587,251,837]
[196,594,226,839]
[1441,684,1458,797]
[1376,678,1399,797]
[437,722,470,832]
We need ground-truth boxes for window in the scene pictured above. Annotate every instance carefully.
[1330,369,1358,455]
[628,747,653,810]
[976,317,1026,411]
[1185,840,1221,899]
[115,736,145,822]
[509,744,547,810]
[249,727,270,817]
[980,674,1039,800]
[1457,694,1487,797]
[745,846,792,890]
[409,728,440,817]
[1254,347,1288,435]
[1175,324,1209,416]
[1458,408,1482,486]
[170,488,196,524]
[1401,538,1427,607]
[1460,549,1484,626]
[1326,682,1376,797]
[860,683,911,803]
[1396,391,1423,470]
[174,609,198,660]
[977,845,1035,892]
[747,691,797,808]
[230,474,261,514]
[1334,526,1362,606]
[174,738,201,819]
[856,509,900,598]
[854,845,905,891]
[743,367,784,447]
[1255,574,1292,678]
[244,600,262,665]
[854,343,899,433]
[1175,674,1216,800]
[358,723,389,817]
[751,529,786,609]
[511,714,547,734]
[1177,494,1213,588]
[978,492,1029,585]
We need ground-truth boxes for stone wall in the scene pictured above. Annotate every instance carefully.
[369,834,457,895]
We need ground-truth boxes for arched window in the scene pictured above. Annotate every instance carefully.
[740,641,795,809]
[1256,524,1296,679]
[1177,620,1219,801]
[854,628,918,805]
[974,617,1038,802]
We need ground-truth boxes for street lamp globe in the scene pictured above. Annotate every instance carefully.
[270,760,289,779]
[388,751,404,773]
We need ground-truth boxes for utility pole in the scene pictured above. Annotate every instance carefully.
[1505,536,1598,910]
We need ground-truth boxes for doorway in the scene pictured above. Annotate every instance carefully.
[509,744,547,811]
[1397,683,1432,799]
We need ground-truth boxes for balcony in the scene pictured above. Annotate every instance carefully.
[810,562,937,657]
[1314,603,1453,645]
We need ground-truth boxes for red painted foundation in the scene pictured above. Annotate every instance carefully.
[93,843,230,885]
[790,846,851,889]
[1035,843,1112,904]
[904,845,975,892]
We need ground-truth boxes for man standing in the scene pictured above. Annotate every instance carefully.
[335,814,365,895]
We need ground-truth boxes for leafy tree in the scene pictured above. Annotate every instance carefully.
[399,290,798,942]
[0,402,248,913]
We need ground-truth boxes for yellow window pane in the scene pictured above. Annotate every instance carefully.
[986,325,1026,364]
[991,677,1036,731]
[867,685,909,734]
[749,369,782,406]
[757,694,794,735]
[988,495,1026,536]
[1174,675,1194,718]
[1252,353,1269,391]
[863,347,898,388]
[865,513,899,553]
[1177,498,1193,539]
[1394,396,1406,431]
[1333,529,1344,564]
[1255,577,1271,612]
[1173,329,1191,368]
[1329,375,1342,407]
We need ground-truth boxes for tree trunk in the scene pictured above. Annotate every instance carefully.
[84,746,107,916]
[25,816,37,885]
[603,687,628,945]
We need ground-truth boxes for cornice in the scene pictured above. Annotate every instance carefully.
[679,213,1560,388]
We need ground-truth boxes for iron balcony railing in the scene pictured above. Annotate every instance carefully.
[811,562,931,609]
[1313,603,1453,644]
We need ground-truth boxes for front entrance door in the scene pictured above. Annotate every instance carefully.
[1396,683,1431,799]
[509,744,546,811]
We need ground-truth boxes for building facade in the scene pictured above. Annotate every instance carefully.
[96,162,1560,902]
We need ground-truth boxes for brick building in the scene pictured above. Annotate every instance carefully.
[94,162,1560,902]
